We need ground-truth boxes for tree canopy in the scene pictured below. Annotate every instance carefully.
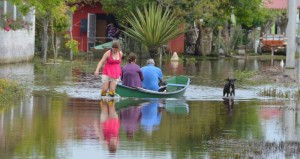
[101,0,155,25]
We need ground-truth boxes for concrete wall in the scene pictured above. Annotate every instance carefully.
[0,29,35,64]
[0,8,35,64]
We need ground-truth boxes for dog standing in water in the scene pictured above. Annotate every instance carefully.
[223,78,236,97]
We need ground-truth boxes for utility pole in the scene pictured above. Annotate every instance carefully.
[286,0,297,69]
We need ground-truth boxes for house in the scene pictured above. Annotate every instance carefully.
[0,1,35,64]
[71,1,115,52]
[263,0,300,35]
[264,0,300,9]
[71,1,184,54]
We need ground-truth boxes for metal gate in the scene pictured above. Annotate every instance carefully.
[87,13,96,51]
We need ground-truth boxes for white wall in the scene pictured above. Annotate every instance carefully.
[0,2,35,64]
[0,29,35,64]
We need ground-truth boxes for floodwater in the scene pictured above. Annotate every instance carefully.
[1,57,300,159]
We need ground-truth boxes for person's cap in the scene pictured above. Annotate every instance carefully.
[147,59,155,64]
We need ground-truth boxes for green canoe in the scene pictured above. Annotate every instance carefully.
[116,75,190,98]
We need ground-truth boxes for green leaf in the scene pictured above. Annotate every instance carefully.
[121,2,185,58]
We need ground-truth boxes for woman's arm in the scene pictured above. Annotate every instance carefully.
[94,51,109,75]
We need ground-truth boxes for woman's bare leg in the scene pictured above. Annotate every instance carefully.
[108,81,117,96]
[101,82,109,96]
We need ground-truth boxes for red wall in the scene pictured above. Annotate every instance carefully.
[168,34,184,54]
[72,3,185,54]
[168,24,185,54]
[72,3,105,52]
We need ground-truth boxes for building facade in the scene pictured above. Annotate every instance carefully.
[0,1,35,64]
[71,2,184,54]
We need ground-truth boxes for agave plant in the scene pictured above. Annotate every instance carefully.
[122,3,185,59]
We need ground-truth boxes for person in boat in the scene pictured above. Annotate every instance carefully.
[121,53,143,88]
[94,40,123,97]
[141,58,163,91]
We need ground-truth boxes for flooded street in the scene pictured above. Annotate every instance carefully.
[1,57,300,158]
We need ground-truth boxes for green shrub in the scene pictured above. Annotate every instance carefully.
[234,70,257,79]
[0,78,26,107]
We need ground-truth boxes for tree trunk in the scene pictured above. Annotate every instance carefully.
[262,20,273,35]
[195,25,202,56]
[224,21,230,56]
[42,17,50,64]
[218,29,221,54]
[55,37,61,60]
[69,27,73,61]
[149,47,159,59]
[51,18,57,63]
[275,15,288,35]
[185,26,197,54]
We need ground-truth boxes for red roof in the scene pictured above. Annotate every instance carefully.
[264,0,300,9]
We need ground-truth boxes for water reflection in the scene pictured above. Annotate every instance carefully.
[119,105,142,139]
[118,99,189,138]
[170,61,179,75]
[140,99,162,136]
[164,99,189,115]
[222,98,234,116]
[0,94,300,158]
[1,58,300,158]
[98,99,120,153]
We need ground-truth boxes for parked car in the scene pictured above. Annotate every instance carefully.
[258,34,287,55]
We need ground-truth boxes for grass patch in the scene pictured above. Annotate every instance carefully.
[233,70,259,85]
[291,89,300,100]
[33,59,91,87]
[258,87,291,98]
[0,78,26,109]
[234,70,257,79]
[245,54,286,60]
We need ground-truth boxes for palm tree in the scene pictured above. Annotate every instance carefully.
[122,3,185,59]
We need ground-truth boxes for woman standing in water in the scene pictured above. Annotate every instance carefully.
[94,40,123,97]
